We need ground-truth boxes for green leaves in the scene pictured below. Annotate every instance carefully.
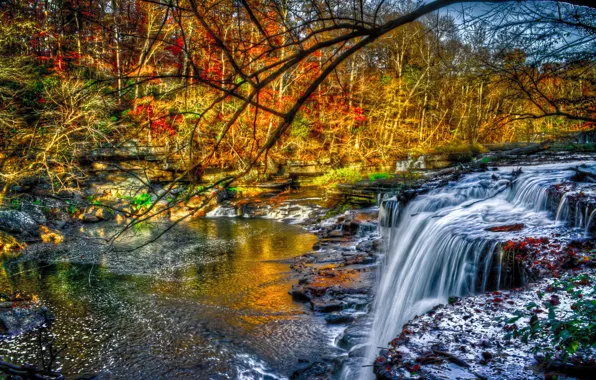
[131,193,152,212]
[507,273,596,365]
[567,340,579,354]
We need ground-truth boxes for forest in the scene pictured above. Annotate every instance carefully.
[0,0,594,191]
[1,1,596,380]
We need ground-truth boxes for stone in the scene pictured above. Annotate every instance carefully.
[217,188,236,203]
[80,206,114,223]
[21,203,47,224]
[0,305,54,336]
[327,230,343,237]
[290,287,312,301]
[310,299,344,313]
[355,240,373,252]
[0,210,39,237]
[324,313,355,324]
[290,361,333,380]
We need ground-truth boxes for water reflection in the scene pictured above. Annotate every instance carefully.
[0,218,335,379]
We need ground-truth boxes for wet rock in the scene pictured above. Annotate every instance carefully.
[355,240,374,252]
[327,230,343,238]
[290,361,333,380]
[339,295,370,310]
[485,223,524,232]
[20,204,47,224]
[348,344,369,358]
[290,286,312,301]
[310,299,343,313]
[344,254,375,266]
[0,210,39,237]
[0,304,54,336]
[216,188,236,203]
[337,324,369,350]
[324,313,355,324]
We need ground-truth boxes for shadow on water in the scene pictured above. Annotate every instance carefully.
[0,218,337,379]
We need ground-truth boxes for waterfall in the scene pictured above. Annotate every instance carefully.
[555,193,570,222]
[586,209,596,237]
[358,163,579,379]
[206,206,237,217]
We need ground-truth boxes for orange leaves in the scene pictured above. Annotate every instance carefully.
[486,224,524,232]
[504,240,517,252]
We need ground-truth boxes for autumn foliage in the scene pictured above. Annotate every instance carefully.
[0,1,594,189]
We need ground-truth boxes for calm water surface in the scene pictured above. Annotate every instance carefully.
[0,218,339,379]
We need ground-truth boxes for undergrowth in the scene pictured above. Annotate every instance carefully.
[312,167,363,187]
[503,272,596,365]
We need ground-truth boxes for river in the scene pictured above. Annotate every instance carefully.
[0,218,344,379]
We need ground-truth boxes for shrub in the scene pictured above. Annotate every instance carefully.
[503,272,596,365]
[312,167,363,187]
[368,172,393,181]
[131,193,152,212]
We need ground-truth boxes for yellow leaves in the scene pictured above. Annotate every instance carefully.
[0,230,25,256]
[39,225,63,244]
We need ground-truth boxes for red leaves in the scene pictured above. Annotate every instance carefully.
[504,240,517,251]
[548,295,560,306]
[129,102,181,137]
[151,118,177,136]
[166,36,185,55]
[352,107,367,123]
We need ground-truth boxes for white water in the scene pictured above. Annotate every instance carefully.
[360,163,588,379]
[206,205,238,217]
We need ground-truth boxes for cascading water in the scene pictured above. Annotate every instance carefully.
[357,163,592,379]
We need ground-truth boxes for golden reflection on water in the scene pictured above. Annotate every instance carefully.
[1,217,317,331]
[147,218,317,330]
[0,218,320,377]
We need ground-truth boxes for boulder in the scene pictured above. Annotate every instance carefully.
[310,299,344,313]
[21,203,47,224]
[290,361,333,380]
[0,210,39,237]
[324,313,355,324]
[0,305,54,336]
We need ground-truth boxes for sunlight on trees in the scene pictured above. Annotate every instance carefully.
[0,0,594,199]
